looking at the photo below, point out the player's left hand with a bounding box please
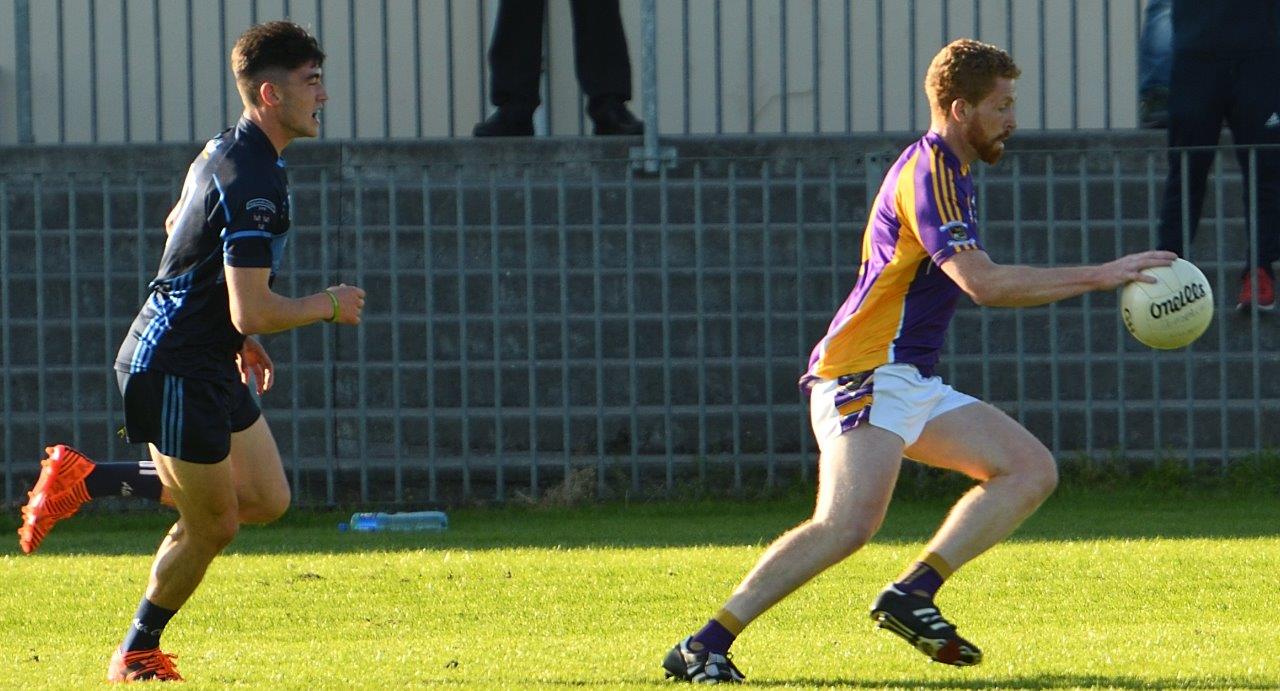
[1101,250,1178,288]
[237,336,275,395]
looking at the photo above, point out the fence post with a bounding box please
[633,0,674,172]
[641,0,659,172]
[14,0,33,144]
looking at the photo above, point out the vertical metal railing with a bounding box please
[422,166,440,501]
[1247,150,1264,459]
[1111,157,1128,461]
[1,178,12,502]
[1212,154,1229,463]
[4,0,1152,145]
[639,0,660,172]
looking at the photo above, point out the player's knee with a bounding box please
[834,527,875,560]
[239,487,291,525]
[1019,449,1058,502]
[810,518,876,561]
[1036,457,1059,499]
[257,488,290,523]
[187,511,240,550]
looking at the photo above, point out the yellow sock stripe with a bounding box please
[713,608,746,636]
[920,551,955,580]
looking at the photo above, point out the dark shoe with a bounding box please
[588,97,644,136]
[662,636,745,684]
[1139,88,1169,129]
[1237,267,1276,311]
[472,106,534,137]
[869,586,983,666]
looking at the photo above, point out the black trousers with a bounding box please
[1158,50,1280,271]
[487,0,632,108]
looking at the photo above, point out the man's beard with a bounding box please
[967,121,1007,164]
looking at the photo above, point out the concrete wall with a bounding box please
[0,0,1146,144]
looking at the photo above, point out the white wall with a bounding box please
[0,0,1144,144]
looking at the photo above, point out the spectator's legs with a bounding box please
[1158,53,1226,258]
[475,0,543,136]
[486,0,546,109]
[1137,0,1172,127]
[1138,0,1172,95]
[568,0,642,135]
[1224,51,1280,272]
[568,0,632,102]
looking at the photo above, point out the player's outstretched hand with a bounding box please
[327,283,366,325]
[1097,250,1177,290]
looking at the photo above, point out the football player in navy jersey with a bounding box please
[18,21,365,682]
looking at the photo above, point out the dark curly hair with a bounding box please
[925,39,1020,118]
[232,21,325,106]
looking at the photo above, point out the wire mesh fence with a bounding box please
[2,142,1277,507]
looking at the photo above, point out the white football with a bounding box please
[1120,258,1213,350]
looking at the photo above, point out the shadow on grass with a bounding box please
[368,673,1277,689]
[740,673,1275,689]
[4,484,1279,557]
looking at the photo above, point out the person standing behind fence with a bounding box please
[473,0,643,137]
[16,21,365,682]
[1138,0,1172,128]
[661,39,1175,684]
[1157,0,1280,311]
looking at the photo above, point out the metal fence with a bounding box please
[2,142,1277,507]
[1,0,1150,145]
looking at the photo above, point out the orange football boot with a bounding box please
[17,444,95,554]
[107,647,183,682]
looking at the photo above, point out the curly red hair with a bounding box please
[926,39,1021,118]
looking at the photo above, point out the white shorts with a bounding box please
[808,363,978,447]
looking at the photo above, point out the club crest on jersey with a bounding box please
[941,220,977,251]
[247,198,277,228]
[246,198,277,214]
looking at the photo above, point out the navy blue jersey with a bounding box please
[116,118,291,382]
[1172,0,1280,54]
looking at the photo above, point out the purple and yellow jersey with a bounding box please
[802,131,982,390]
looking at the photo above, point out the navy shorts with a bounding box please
[116,370,261,464]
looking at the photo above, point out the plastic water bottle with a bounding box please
[338,511,448,532]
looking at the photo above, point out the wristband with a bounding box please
[323,289,340,323]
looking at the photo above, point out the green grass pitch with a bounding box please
[3,487,1278,689]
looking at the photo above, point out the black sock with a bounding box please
[84,461,163,501]
[122,598,178,652]
[691,618,737,655]
[894,555,950,600]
